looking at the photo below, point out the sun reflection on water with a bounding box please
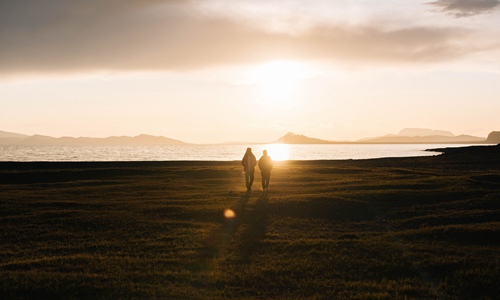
[265,144,290,161]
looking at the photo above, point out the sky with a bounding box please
[1,0,499,144]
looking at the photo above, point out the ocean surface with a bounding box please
[0,144,480,162]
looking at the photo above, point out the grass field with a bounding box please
[1,145,499,299]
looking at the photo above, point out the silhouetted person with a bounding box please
[241,147,257,192]
[258,149,273,191]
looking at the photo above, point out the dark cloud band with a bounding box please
[428,0,500,17]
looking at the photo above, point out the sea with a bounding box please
[0,144,481,162]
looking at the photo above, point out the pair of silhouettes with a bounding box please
[241,148,273,192]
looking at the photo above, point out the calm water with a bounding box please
[0,144,477,162]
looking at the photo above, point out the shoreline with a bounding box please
[2,143,494,163]
[0,143,498,166]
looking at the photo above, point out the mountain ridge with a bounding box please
[0,131,187,146]
[485,131,500,144]
[356,134,485,144]
[273,132,332,144]
[0,128,496,145]
[397,128,455,137]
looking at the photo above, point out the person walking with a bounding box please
[258,149,273,192]
[241,147,257,192]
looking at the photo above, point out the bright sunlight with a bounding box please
[245,60,312,108]
[265,143,290,161]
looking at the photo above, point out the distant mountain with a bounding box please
[0,130,30,144]
[0,132,188,145]
[485,131,500,144]
[274,132,332,144]
[358,128,485,144]
[398,128,455,137]
[0,130,30,139]
[271,129,486,145]
[1,129,496,145]
[358,134,485,144]
[269,129,489,145]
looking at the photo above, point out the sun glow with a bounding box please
[246,60,311,108]
[265,144,290,161]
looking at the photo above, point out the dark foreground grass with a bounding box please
[0,145,499,299]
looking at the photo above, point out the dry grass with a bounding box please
[0,148,499,299]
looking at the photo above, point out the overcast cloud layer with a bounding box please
[0,0,498,75]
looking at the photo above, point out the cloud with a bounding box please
[0,0,490,75]
[295,25,472,65]
[427,0,500,17]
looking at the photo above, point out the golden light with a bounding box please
[246,60,311,108]
[265,144,290,161]
[224,209,236,219]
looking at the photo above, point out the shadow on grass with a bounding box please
[237,193,269,260]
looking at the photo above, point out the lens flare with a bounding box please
[224,209,236,219]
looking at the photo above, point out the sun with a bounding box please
[246,60,311,108]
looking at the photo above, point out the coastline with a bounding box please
[0,143,498,168]
[1,143,490,162]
